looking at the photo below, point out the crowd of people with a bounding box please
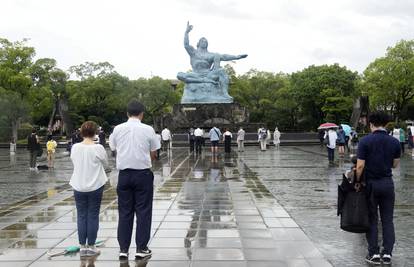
[321,123,414,165]
[24,121,286,173]
[321,125,359,164]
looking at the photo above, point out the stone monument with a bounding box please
[165,22,251,131]
[177,22,247,103]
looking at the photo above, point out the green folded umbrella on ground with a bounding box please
[47,240,105,257]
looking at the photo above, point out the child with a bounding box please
[70,121,108,257]
[46,135,57,168]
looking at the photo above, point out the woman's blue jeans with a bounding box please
[74,186,104,245]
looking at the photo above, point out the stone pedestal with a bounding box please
[164,103,254,131]
[181,82,233,104]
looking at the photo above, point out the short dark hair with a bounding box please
[369,112,390,127]
[47,135,53,141]
[127,99,145,116]
[80,121,98,138]
[32,128,37,134]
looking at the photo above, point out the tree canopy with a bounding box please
[363,40,414,121]
[1,36,414,140]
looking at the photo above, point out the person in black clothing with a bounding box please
[355,112,401,265]
[98,128,106,147]
[223,128,232,153]
[188,128,195,152]
[408,127,413,149]
[27,129,39,171]
[318,130,325,147]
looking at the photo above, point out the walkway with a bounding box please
[0,148,331,266]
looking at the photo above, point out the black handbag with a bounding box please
[339,189,370,233]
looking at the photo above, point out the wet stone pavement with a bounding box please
[0,149,74,207]
[243,145,414,267]
[0,146,411,266]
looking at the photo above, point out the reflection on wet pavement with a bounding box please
[0,147,335,266]
[244,145,414,267]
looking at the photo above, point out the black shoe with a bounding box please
[119,251,129,261]
[382,254,392,265]
[365,254,381,265]
[135,247,152,258]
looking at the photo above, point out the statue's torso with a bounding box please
[190,51,214,73]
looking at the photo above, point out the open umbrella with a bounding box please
[318,123,338,130]
[341,124,352,136]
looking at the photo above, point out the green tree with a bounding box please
[30,58,73,135]
[127,77,180,126]
[0,38,35,141]
[230,69,290,128]
[68,62,130,129]
[290,64,358,129]
[364,40,414,121]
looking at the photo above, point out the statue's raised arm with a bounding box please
[184,21,195,56]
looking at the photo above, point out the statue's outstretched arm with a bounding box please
[220,54,248,61]
[184,21,195,55]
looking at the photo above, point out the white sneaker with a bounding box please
[119,251,129,260]
[86,245,100,257]
[80,245,87,257]
[382,254,392,265]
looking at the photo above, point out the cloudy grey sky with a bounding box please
[2,0,413,79]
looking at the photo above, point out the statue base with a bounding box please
[181,83,233,104]
[165,103,253,131]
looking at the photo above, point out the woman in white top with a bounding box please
[70,121,108,257]
[273,127,281,149]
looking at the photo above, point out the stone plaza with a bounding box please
[0,146,412,266]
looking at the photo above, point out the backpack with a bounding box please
[260,129,267,139]
[323,134,329,145]
[351,132,358,143]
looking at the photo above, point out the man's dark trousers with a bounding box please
[117,169,153,251]
[195,137,203,153]
[366,178,395,256]
[327,147,335,162]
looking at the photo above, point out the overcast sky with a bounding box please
[2,0,414,79]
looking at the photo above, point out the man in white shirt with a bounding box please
[324,128,338,163]
[237,127,245,152]
[155,131,162,159]
[161,127,172,151]
[109,100,160,260]
[194,127,204,154]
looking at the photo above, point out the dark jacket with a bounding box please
[27,134,38,151]
[98,131,106,146]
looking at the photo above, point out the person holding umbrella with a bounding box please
[319,123,338,164]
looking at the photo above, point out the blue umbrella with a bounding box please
[341,124,351,136]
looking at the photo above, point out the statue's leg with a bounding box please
[211,68,231,98]
[177,72,217,84]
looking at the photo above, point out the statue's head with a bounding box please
[197,37,208,49]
